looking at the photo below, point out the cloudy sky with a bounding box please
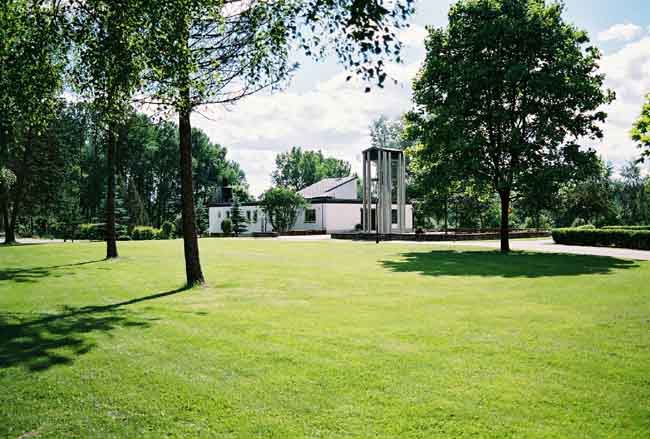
[192,0,650,196]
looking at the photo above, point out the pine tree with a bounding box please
[230,198,247,237]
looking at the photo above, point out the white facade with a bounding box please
[207,177,413,235]
[208,202,413,234]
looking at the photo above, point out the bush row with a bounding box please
[552,228,650,250]
[74,222,175,241]
[601,225,650,231]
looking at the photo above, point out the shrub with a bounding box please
[552,228,650,250]
[78,223,105,240]
[117,235,132,241]
[354,223,362,231]
[160,221,175,239]
[258,187,306,233]
[131,226,161,241]
[221,218,233,235]
[571,217,587,228]
[602,225,650,231]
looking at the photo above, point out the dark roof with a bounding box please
[209,198,412,207]
[362,146,404,153]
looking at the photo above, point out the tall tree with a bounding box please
[272,147,351,190]
[619,161,649,225]
[143,0,414,286]
[0,0,66,244]
[408,0,614,252]
[370,115,409,150]
[73,0,146,258]
[229,197,248,237]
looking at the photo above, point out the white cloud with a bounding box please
[397,24,428,47]
[192,27,650,196]
[591,37,650,165]
[597,23,644,42]
[193,60,422,196]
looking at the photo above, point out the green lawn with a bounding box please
[1,239,649,438]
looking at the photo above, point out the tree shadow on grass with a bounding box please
[380,250,639,278]
[0,287,187,372]
[0,259,105,284]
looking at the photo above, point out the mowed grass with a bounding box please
[1,239,649,438]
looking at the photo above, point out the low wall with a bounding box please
[331,230,551,242]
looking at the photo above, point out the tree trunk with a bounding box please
[3,203,15,244]
[444,197,448,235]
[499,189,511,253]
[179,98,205,287]
[106,126,118,258]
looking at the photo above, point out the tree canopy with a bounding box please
[1,0,67,244]
[406,0,614,251]
[259,187,306,233]
[272,147,352,190]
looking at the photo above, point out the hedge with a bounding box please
[552,228,650,250]
[77,223,106,240]
[131,226,161,241]
[601,225,650,231]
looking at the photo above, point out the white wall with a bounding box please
[324,203,362,232]
[209,202,413,234]
[209,206,268,234]
[291,203,326,231]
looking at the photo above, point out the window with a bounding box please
[305,209,317,223]
[226,210,231,218]
[253,210,258,222]
[392,209,398,225]
[217,211,221,219]
[246,210,251,222]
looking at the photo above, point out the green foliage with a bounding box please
[195,201,208,236]
[370,116,409,150]
[229,199,248,236]
[259,187,307,233]
[552,228,650,250]
[220,218,233,235]
[602,225,650,231]
[407,0,614,250]
[160,221,175,239]
[271,147,352,190]
[571,218,591,228]
[0,168,17,189]
[1,0,67,243]
[77,223,106,241]
[130,226,160,241]
[72,0,146,129]
[632,94,650,161]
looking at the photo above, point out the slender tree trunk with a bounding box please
[1,116,14,244]
[444,197,448,235]
[499,189,511,253]
[3,127,32,245]
[179,93,205,287]
[106,126,118,258]
[3,203,15,244]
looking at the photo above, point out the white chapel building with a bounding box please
[208,176,413,235]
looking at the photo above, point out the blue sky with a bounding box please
[193,0,650,195]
